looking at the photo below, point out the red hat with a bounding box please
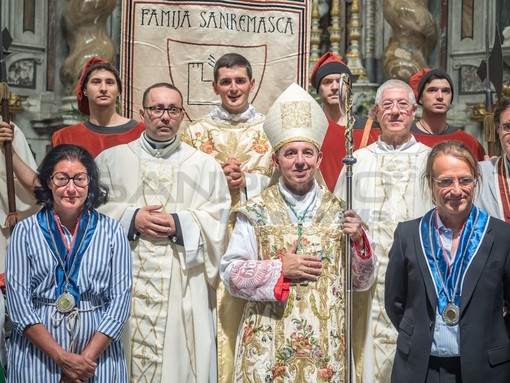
[409,68,454,104]
[310,52,352,90]
[76,57,108,115]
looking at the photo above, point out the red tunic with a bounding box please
[52,120,145,158]
[409,123,486,161]
[320,118,378,192]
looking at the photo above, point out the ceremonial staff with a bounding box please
[0,27,17,229]
[477,3,503,157]
[340,73,356,383]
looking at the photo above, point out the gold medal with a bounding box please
[442,302,460,326]
[55,292,76,313]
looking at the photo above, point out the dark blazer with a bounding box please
[385,214,510,383]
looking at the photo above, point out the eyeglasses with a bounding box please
[51,172,90,188]
[499,124,510,132]
[380,100,412,111]
[433,177,476,188]
[144,105,183,119]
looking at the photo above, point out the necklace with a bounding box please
[283,196,316,252]
[428,209,478,325]
[54,210,83,261]
[417,120,448,135]
[48,210,90,314]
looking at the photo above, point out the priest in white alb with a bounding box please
[96,82,230,383]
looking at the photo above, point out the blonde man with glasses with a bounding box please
[95,82,230,383]
[386,140,510,383]
[334,79,433,383]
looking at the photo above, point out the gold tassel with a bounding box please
[484,112,496,143]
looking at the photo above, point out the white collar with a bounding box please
[376,134,417,152]
[140,132,181,158]
[278,178,320,221]
[209,104,256,122]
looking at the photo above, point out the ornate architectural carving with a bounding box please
[345,0,368,82]
[328,0,342,58]
[59,0,116,95]
[310,1,322,68]
[382,0,438,81]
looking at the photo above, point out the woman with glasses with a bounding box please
[478,97,510,222]
[385,140,510,383]
[5,144,132,382]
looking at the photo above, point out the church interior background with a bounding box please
[2,0,510,162]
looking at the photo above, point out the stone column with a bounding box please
[59,0,116,96]
[382,0,437,81]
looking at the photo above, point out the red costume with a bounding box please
[410,123,486,161]
[320,118,377,191]
[52,120,145,158]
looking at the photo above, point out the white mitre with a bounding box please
[263,82,328,152]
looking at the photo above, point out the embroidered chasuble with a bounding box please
[96,137,230,383]
[336,140,432,383]
[182,108,273,383]
[223,184,375,383]
[182,111,273,208]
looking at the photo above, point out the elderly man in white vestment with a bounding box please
[95,82,230,383]
[221,83,377,383]
[334,79,433,383]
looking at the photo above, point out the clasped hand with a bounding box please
[58,351,96,383]
[222,158,246,190]
[134,204,176,238]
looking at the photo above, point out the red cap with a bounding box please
[409,68,454,104]
[310,52,351,90]
[76,57,108,115]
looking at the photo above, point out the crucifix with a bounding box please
[0,26,18,229]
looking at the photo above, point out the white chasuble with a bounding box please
[96,137,230,383]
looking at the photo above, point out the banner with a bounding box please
[120,0,311,122]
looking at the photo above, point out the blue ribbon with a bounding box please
[420,206,489,314]
[37,208,98,305]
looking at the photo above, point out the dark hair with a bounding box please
[494,97,510,127]
[35,145,108,209]
[423,140,480,203]
[80,62,122,95]
[213,53,253,82]
[142,82,183,107]
[417,69,454,103]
